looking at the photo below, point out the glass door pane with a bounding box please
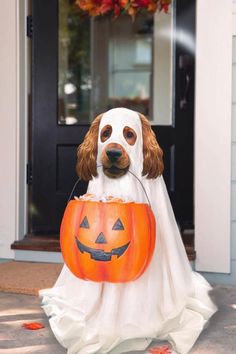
[58,0,91,125]
[58,1,173,125]
[101,14,153,116]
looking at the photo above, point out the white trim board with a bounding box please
[0,0,18,259]
[194,0,232,273]
[16,0,28,243]
[0,0,28,259]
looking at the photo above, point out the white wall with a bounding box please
[0,0,18,259]
[195,0,232,273]
[202,30,236,284]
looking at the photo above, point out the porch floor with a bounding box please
[0,285,235,354]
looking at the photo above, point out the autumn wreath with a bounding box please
[75,0,172,18]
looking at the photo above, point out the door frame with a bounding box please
[16,0,29,245]
[0,0,21,259]
[10,0,233,270]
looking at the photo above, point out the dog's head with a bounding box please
[76,108,163,180]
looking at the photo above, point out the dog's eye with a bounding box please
[103,130,110,137]
[101,125,112,142]
[126,131,134,139]
[123,127,137,145]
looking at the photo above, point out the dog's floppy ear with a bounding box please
[76,114,103,181]
[139,113,164,179]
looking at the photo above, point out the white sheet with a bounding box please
[40,108,217,354]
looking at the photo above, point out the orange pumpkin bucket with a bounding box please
[60,198,156,283]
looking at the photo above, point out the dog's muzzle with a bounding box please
[101,143,130,178]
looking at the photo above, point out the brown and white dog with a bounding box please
[40,108,217,354]
[76,111,164,181]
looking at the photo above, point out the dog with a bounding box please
[76,111,164,180]
[40,108,217,354]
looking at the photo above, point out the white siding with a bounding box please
[232,37,236,263]
[232,104,236,142]
[232,144,236,180]
[232,183,236,221]
[233,62,236,102]
[232,37,236,225]
[232,37,236,60]
[232,222,236,260]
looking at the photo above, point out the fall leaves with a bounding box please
[148,346,172,354]
[75,0,171,19]
[22,322,45,330]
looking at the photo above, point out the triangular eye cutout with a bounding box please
[80,216,89,229]
[112,218,124,230]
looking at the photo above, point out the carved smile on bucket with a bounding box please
[75,238,130,262]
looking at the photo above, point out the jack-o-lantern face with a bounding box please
[60,200,156,283]
[76,215,130,261]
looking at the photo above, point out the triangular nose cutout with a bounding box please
[112,218,124,230]
[95,232,107,244]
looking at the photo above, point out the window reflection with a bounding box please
[58,0,91,125]
[58,1,154,125]
[107,15,153,116]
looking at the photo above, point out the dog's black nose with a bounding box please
[106,148,122,162]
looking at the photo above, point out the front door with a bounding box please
[29,0,195,238]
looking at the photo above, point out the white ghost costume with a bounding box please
[40,108,217,354]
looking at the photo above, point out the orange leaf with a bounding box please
[148,1,158,12]
[119,0,129,8]
[22,322,45,330]
[127,6,137,20]
[148,346,171,354]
